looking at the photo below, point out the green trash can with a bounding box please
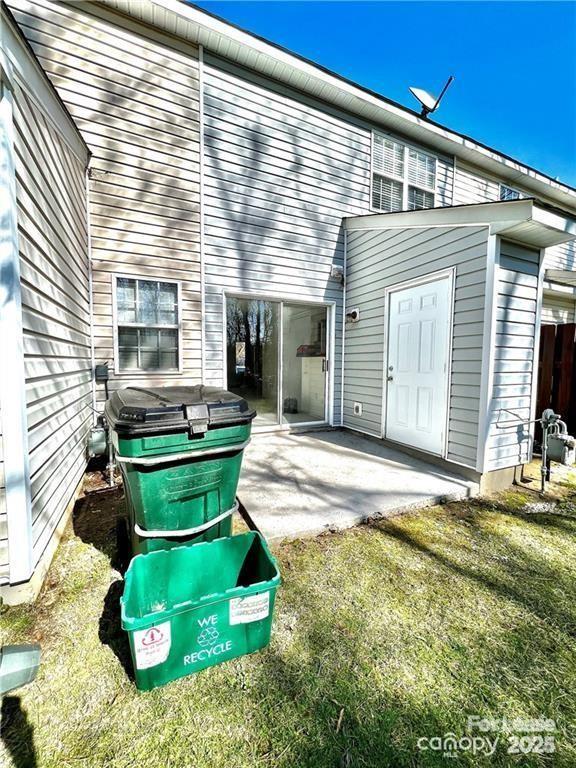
[121,532,280,691]
[105,386,255,548]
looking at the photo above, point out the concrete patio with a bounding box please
[238,429,478,541]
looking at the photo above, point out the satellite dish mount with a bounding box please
[409,76,454,118]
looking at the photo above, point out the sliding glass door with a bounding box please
[226,297,329,427]
[226,298,279,426]
[281,303,327,425]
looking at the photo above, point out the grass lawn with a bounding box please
[1,464,575,767]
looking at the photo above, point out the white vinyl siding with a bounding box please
[0,416,6,582]
[8,0,202,409]
[372,133,437,212]
[202,55,373,424]
[541,293,576,324]
[452,161,500,206]
[12,79,90,570]
[485,241,540,471]
[344,225,489,468]
[201,54,454,426]
[544,240,576,273]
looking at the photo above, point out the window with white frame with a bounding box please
[115,277,179,372]
[372,133,437,212]
[499,184,521,201]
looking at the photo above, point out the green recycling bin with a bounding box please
[121,532,281,691]
[105,386,255,547]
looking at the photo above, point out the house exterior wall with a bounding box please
[8,0,203,408]
[344,225,489,469]
[12,80,90,572]
[1,4,90,591]
[484,240,540,471]
[202,54,454,424]
[0,415,6,582]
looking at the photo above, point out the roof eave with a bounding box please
[97,0,576,212]
[345,199,576,249]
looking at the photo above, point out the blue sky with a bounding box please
[193,1,576,188]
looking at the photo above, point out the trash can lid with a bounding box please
[104,386,256,436]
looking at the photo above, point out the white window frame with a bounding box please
[499,183,522,201]
[112,273,183,375]
[370,131,438,213]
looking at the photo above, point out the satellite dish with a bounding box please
[409,76,454,118]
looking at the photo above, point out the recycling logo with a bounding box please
[197,627,219,647]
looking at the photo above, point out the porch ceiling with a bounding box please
[344,199,576,249]
[237,430,478,542]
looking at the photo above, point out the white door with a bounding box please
[385,275,452,455]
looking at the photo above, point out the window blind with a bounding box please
[407,149,436,190]
[373,135,404,179]
[372,175,403,212]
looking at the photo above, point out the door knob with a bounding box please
[387,375,394,382]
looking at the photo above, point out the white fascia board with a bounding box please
[1,7,87,163]
[344,199,532,232]
[105,0,576,211]
[345,200,576,248]
[0,81,33,584]
[533,206,576,239]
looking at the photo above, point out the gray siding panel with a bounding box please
[344,225,489,468]
[485,241,540,471]
[9,0,202,408]
[12,79,90,567]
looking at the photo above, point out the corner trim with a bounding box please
[199,43,206,384]
[0,81,33,583]
[476,233,500,473]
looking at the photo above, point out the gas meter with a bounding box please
[542,409,576,466]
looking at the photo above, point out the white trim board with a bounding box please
[199,43,206,384]
[0,80,33,584]
[476,234,500,473]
